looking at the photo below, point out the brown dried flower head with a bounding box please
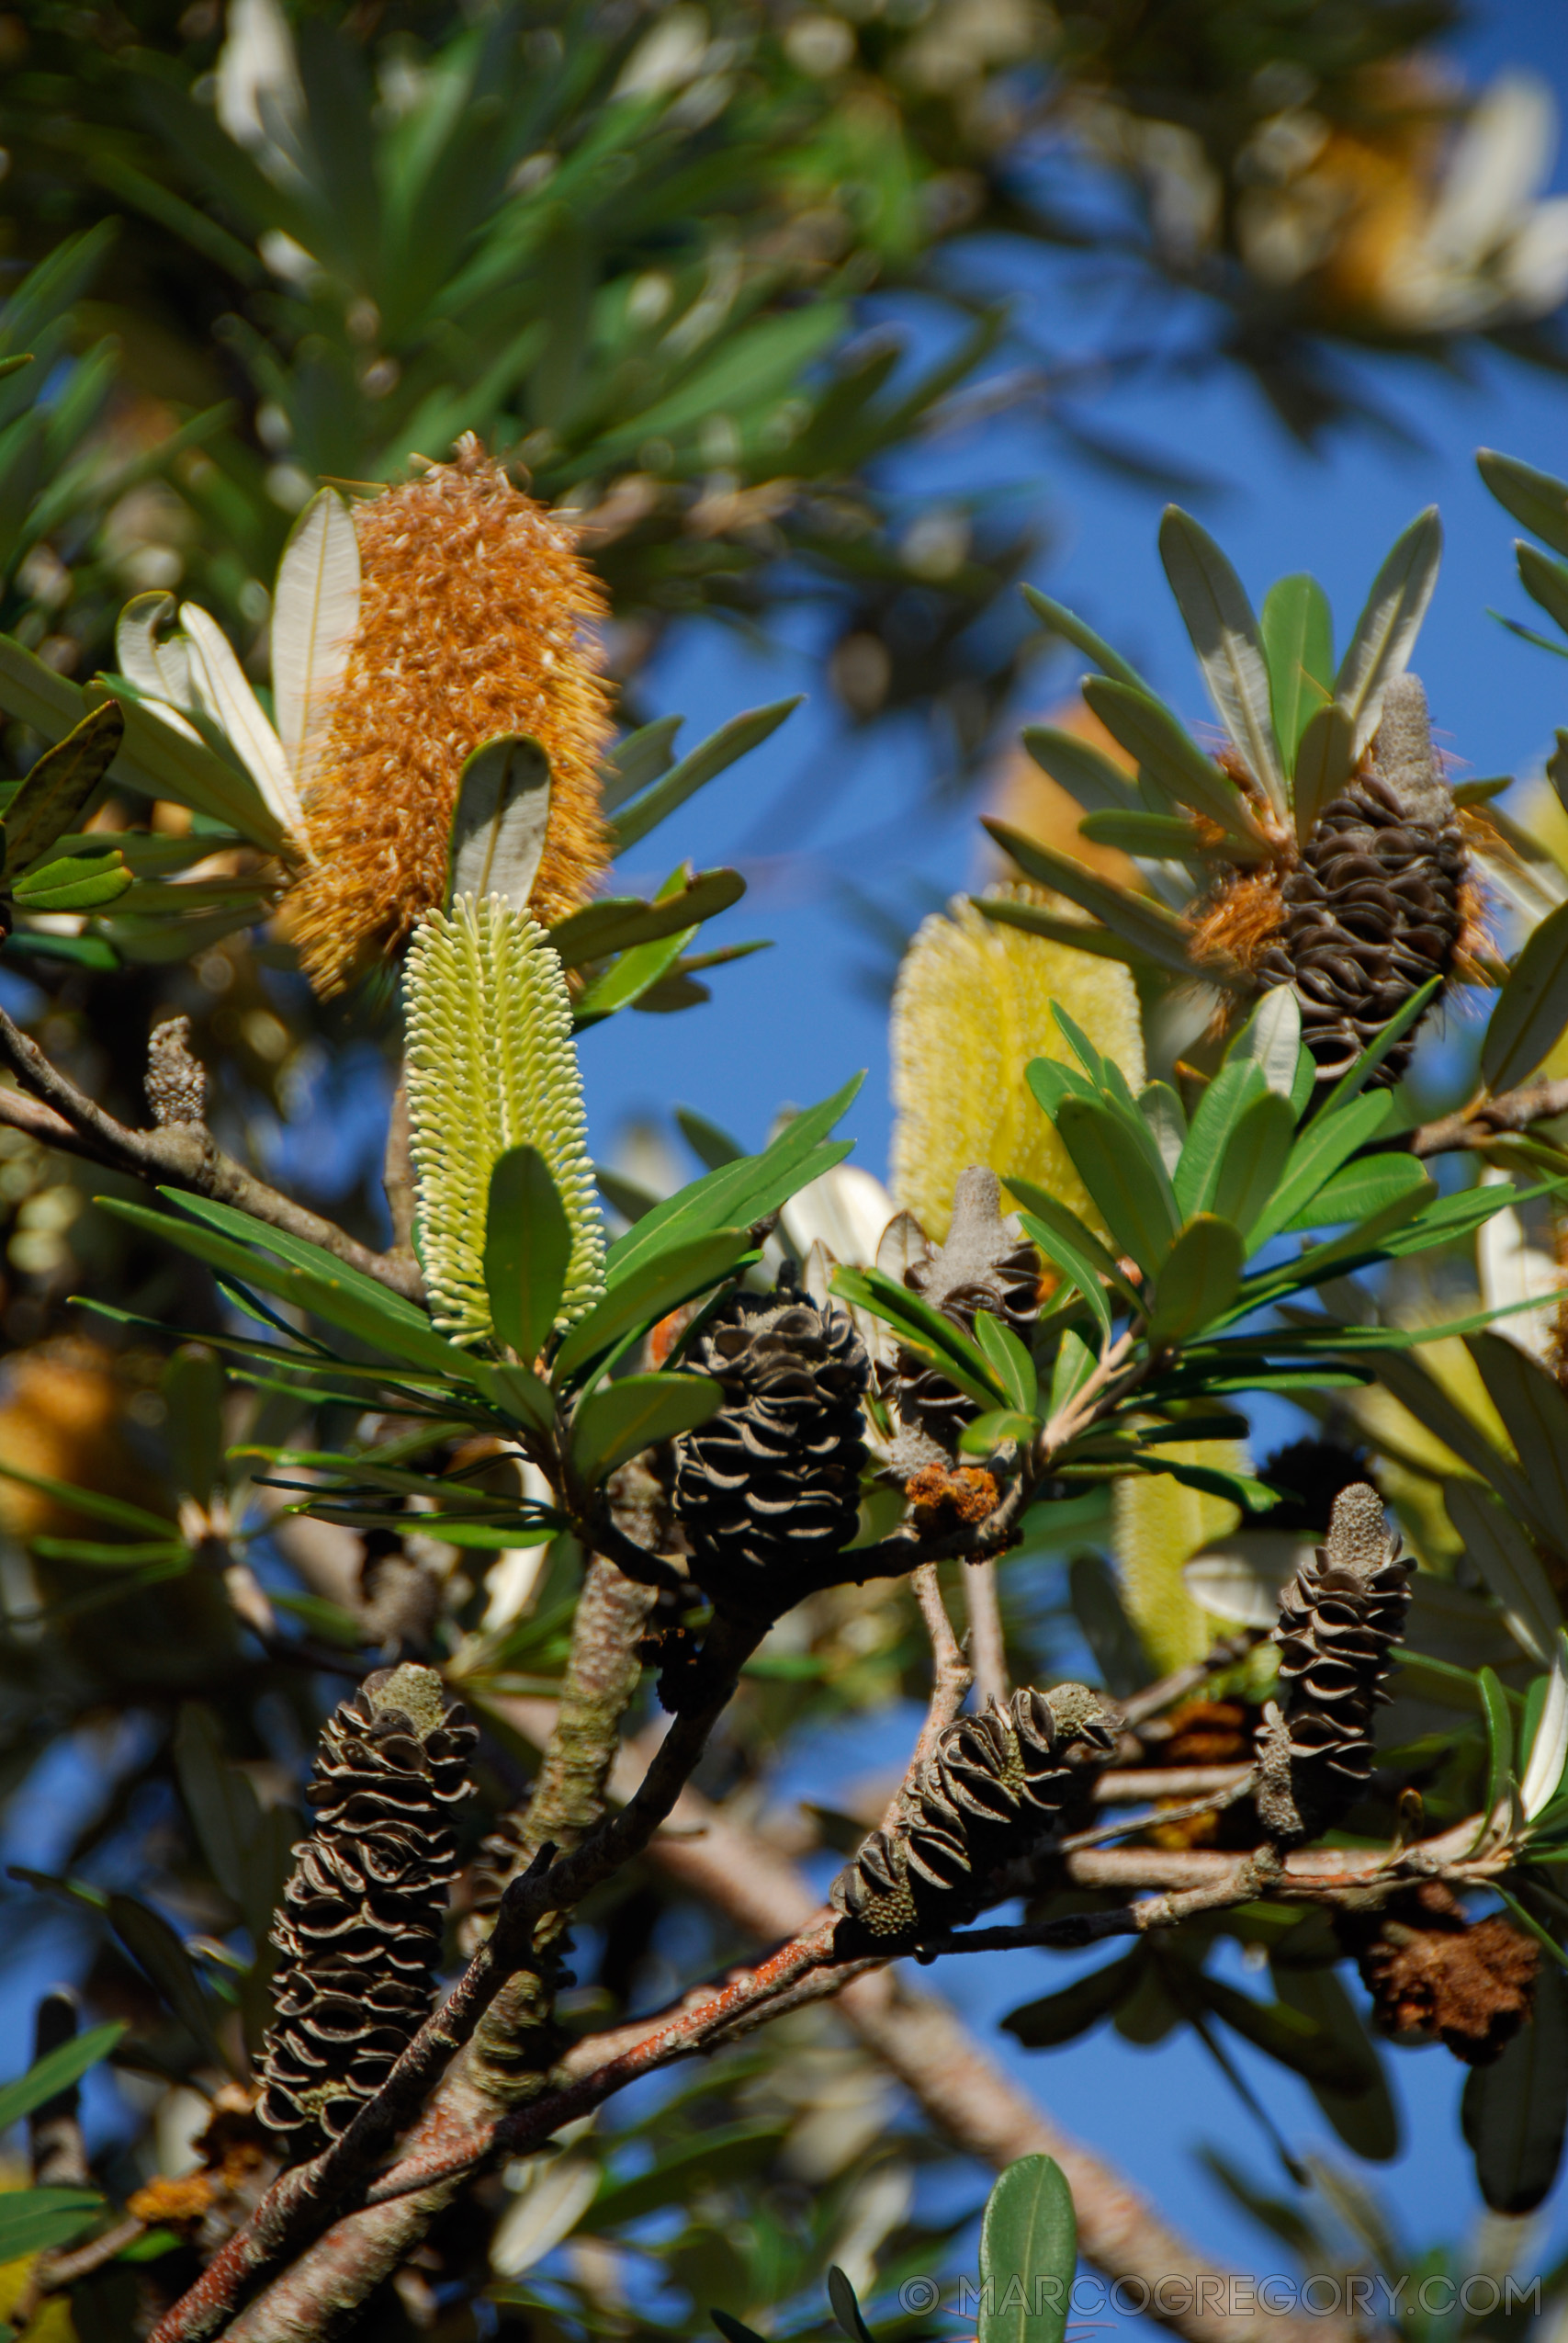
[286,435,613,995]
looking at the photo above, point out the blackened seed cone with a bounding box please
[1258,675,1465,1091]
[831,1682,1118,1942]
[259,1663,477,2161]
[1254,1481,1410,1845]
[671,1280,871,1610]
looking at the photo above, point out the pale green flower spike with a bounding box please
[405,893,604,1346]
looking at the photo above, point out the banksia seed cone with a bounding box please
[831,1683,1118,1942]
[1254,1481,1412,1844]
[287,436,612,995]
[260,1664,477,2161]
[1337,1882,1538,2066]
[671,1280,871,1610]
[892,1166,1042,1467]
[1257,675,1465,1089]
[890,889,1144,1244]
[405,894,604,1344]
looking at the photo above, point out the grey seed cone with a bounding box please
[894,1168,1042,1462]
[671,1280,871,1608]
[1258,675,1466,1090]
[1254,1482,1411,1845]
[259,1664,477,2161]
[831,1682,1118,1941]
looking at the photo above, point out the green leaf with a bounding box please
[1291,700,1356,844]
[1021,725,1136,817]
[610,699,802,854]
[1478,448,1568,560]
[604,1074,863,1286]
[97,1193,484,1384]
[1077,809,1206,858]
[573,923,697,1025]
[1199,1971,1369,2091]
[1250,1090,1393,1246]
[828,2267,875,2343]
[1146,1215,1246,1349]
[1012,1207,1113,1348]
[10,849,132,911]
[1081,676,1264,843]
[1158,506,1285,819]
[1049,1095,1178,1278]
[552,1228,753,1386]
[174,1703,262,1911]
[1483,900,1568,1094]
[711,2316,769,2343]
[592,2124,784,2231]
[831,1265,1006,1409]
[1334,506,1442,757]
[982,822,1210,980]
[1480,1667,1517,1828]
[602,715,682,813]
[959,1408,1043,1455]
[974,894,1168,970]
[1209,1091,1296,1245]
[1171,1060,1266,1222]
[1269,1965,1398,2163]
[94,677,287,847]
[446,735,552,912]
[485,1147,571,1364]
[977,2155,1077,2343]
[1280,1151,1429,1232]
[676,1108,744,1170]
[1020,585,1148,691]
[975,1311,1038,1413]
[569,1372,724,1487]
[163,1344,224,1506]
[1,701,123,876]
[1462,1963,1568,2213]
[0,2025,124,2136]
[1517,543,1568,642]
[548,868,744,968]
[108,1892,233,2073]
[1003,1953,1141,2046]
[1466,1331,1568,1559]
[1260,573,1334,772]
[0,2190,104,2262]
[0,1454,175,1537]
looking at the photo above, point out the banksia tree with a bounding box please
[260,1666,478,2162]
[405,894,604,1344]
[890,889,1144,1242]
[671,1281,871,1613]
[287,437,612,994]
[831,1684,1118,1943]
[988,506,1488,1090]
[1254,1482,1412,1844]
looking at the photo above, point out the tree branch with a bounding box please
[964,1556,1009,1707]
[1401,1079,1568,1158]
[0,1002,424,1298]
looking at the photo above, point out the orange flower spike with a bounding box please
[286,436,613,995]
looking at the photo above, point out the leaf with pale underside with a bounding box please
[1335,507,1442,757]
[1159,506,1286,819]
[179,602,309,847]
[447,736,552,912]
[116,591,194,712]
[271,485,359,798]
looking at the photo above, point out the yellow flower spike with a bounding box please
[405,895,604,1346]
[889,887,1145,1243]
[1112,1441,1250,1675]
[285,436,613,996]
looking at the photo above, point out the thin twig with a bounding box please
[964,1556,1009,1708]
[1404,1079,1568,1158]
[881,1564,972,1834]
[1118,1631,1265,1729]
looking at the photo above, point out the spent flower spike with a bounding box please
[115,487,362,860]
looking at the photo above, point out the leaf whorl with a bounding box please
[671,1280,871,1610]
[1258,677,1465,1090]
[1254,1480,1411,1845]
[259,1664,477,2161]
[830,1681,1119,1943]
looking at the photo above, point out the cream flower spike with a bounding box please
[113,487,361,859]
